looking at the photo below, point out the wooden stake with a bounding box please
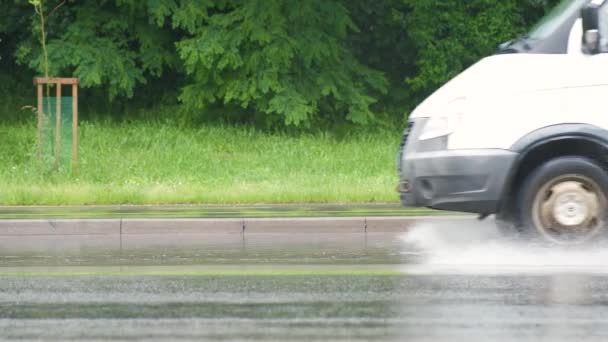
[37,84,43,160]
[34,77,79,167]
[72,84,78,170]
[34,77,79,85]
[55,83,61,168]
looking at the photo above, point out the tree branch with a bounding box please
[48,0,66,18]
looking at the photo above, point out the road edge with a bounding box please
[0,216,474,235]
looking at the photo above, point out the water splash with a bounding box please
[400,218,608,273]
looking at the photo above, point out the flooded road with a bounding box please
[3,218,608,341]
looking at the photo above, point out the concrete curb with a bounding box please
[0,216,476,255]
[0,216,474,236]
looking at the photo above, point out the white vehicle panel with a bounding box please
[411,53,608,150]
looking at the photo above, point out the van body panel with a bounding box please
[399,148,517,214]
[411,54,608,150]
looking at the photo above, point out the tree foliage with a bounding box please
[169,0,387,126]
[1,0,560,128]
[15,1,176,99]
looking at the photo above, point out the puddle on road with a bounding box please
[0,233,410,267]
[400,218,608,274]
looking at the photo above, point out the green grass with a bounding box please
[0,270,403,277]
[0,121,403,205]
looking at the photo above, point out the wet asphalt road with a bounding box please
[4,273,608,341]
[4,219,608,341]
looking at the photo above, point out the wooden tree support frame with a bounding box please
[33,77,79,169]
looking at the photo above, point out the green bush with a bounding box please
[1,0,558,128]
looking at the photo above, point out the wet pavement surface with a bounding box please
[3,219,608,341]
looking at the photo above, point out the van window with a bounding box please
[529,0,589,40]
[600,3,608,51]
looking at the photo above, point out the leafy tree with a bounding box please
[0,2,32,82]
[2,0,563,127]
[165,0,388,127]
[344,0,415,123]
[15,0,177,99]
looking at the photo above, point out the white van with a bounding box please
[397,0,608,244]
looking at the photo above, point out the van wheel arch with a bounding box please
[499,134,608,228]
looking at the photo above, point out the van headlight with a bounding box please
[419,98,465,141]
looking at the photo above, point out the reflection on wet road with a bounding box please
[4,273,608,341]
[0,233,409,267]
[3,219,608,341]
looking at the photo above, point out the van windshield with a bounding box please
[528,0,589,39]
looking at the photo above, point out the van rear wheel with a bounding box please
[518,157,608,245]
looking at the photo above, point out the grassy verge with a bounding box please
[0,121,403,205]
[0,270,403,277]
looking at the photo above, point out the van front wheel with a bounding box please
[518,157,608,245]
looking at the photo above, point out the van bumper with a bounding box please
[398,149,518,214]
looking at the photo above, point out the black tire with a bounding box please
[516,156,608,245]
[494,211,521,238]
[495,190,525,238]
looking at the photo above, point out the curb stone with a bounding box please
[0,216,474,236]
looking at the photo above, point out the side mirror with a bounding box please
[585,29,600,52]
[582,4,600,54]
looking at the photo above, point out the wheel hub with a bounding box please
[534,177,604,244]
[552,188,591,227]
